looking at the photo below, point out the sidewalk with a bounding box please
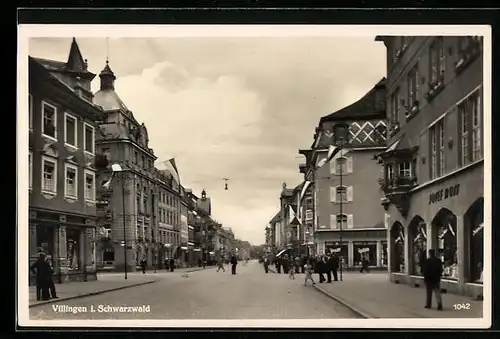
[269,267,483,318]
[29,266,215,307]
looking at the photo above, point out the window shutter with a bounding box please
[330,158,336,175]
[347,214,354,229]
[330,186,337,203]
[347,186,354,202]
[330,215,336,229]
[347,156,353,173]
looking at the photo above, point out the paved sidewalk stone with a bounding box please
[268,267,483,318]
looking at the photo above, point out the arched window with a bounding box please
[409,216,426,276]
[336,157,347,174]
[390,222,405,272]
[432,209,458,280]
[466,198,484,283]
[336,186,347,202]
[336,214,347,229]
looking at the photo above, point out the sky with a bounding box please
[29,35,386,245]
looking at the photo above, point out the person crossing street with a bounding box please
[217,259,225,272]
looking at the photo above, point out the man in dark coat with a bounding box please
[317,256,326,283]
[30,252,51,301]
[140,257,147,274]
[169,257,175,272]
[230,255,238,274]
[327,254,339,282]
[46,256,58,298]
[263,257,270,273]
[423,249,444,310]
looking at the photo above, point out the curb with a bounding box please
[268,265,370,319]
[29,280,157,308]
[312,285,372,319]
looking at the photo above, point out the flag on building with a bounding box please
[316,145,341,168]
[299,181,312,202]
[102,172,115,189]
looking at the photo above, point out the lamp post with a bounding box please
[111,164,128,280]
[333,122,349,282]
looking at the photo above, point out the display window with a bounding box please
[411,222,427,276]
[66,228,81,271]
[353,242,377,266]
[433,212,458,280]
[391,223,405,272]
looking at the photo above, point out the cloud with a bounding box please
[28,36,386,244]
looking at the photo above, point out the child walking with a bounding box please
[304,262,315,286]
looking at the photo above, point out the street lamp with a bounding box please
[333,122,350,282]
[111,163,128,280]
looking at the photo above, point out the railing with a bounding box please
[380,176,418,193]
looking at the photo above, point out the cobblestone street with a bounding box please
[29,261,360,319]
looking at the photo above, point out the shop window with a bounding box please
[354,242,377,267]
[381,241,388,267]
[66,228,81,271]
[410,218,427,276]
[36,225,54,258]
[325,242,348,266]
[432,209,458,280]
[390,222,405,272]
[467,198,484,283]
[103,249,115,262]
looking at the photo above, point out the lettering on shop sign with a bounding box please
[428,184,460,205]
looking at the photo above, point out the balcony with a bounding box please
[379,176,418,217]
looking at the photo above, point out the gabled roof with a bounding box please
[320,78,386,122]
[269,211,281,224]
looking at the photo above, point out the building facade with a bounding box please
[376,35,484,297]
[28,38,103,284]
[299,79,389,269]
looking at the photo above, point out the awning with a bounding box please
[193,248,201,252]
[276,249,287,257]
[209,251,215,255]
[181,246,188,250]
[188,242,195,246]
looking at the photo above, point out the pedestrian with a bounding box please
[30,252,51,301]
[276,259,282,274]
[217,259,225,272]
[423,249,444,310]
[288,264,295,280]
[317,256,326,283]
[230,255,238,275]
[164,259,169,272]
[140,256,147,274]
[169,257,175,272]
[360,256,370,273]
[329,253,339,282]
[198,258,202,267]
[46,256,58,299]
[263,257,269,273]
[304,260,315,286]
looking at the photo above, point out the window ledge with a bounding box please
[405,104,420,122]
[64,143,78,152]
[42,134,57,143]
[85,199,96,206]
[41,191,57,199]
[64,196,78,203]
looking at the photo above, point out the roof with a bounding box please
[93,89,129,111]
[269,211,281,224]
[320,78,386,122]
[280,188,294,198]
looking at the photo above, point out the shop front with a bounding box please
[387,163,484,298]
[316,229,387,270]
[29,210,97,285]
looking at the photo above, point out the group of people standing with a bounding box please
[266,253,341,283]
[30,251,58,301]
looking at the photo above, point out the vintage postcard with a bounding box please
[17,24,491,329]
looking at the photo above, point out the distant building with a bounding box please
[28,38,103,284]
[299,78,389,268]
[375,35,484,297]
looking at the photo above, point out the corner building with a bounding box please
[28,39,102,283]
[375,36,484,298]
